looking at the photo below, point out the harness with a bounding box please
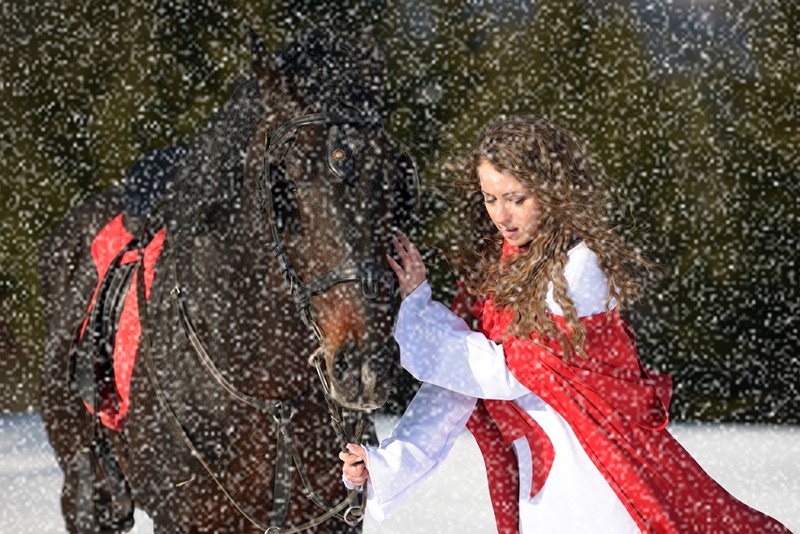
[138,111,405,532]
[68,214,166,532]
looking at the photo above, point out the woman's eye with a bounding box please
[483,198,495,204]
[514,198,526,205]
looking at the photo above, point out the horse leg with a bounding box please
[39,313,95,534]
[39,187,130,533]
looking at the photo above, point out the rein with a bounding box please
[139,111,399,532]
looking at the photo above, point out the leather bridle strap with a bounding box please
[267,112,382,154]
[297,260,396,308]
[171,284,283,414]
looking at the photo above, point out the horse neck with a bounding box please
[173,195,316,397]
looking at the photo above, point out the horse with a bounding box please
[40,26,417,533]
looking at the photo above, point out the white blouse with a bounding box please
[355,243,639,533]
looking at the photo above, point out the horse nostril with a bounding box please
[333,340,359,381]
[328,338,398,411]
[362,278,377,299]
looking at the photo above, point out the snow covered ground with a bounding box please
[1,412,797,533]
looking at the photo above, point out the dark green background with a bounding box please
[1,0,797,422]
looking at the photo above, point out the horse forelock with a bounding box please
[274,25,385,113]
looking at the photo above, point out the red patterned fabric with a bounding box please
[465,241,789,533]
[81,214,165,430]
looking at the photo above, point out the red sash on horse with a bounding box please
[77,214,165,430]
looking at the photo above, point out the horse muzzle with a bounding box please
[327,337,399,411]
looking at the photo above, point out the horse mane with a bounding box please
[161,25,386,236]
[163,76,263,236]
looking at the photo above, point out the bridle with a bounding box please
[140,111,404,533]
[255,109,400,518]
[255,110,401,529]
[255,111,399,435]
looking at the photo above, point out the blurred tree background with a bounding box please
[1,0,797,422]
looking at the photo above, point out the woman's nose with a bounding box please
[495,204,511,224]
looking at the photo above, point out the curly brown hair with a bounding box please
[443,115,653,359]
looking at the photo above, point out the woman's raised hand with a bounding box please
[339,443,370,486]
[387,232,427,299]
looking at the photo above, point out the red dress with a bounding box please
[465,242,790,534]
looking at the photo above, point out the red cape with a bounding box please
[461,242,789,533]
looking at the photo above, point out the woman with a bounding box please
[340,116,789,533]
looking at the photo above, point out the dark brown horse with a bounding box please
[40,27,415,533]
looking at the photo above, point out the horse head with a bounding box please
[244,28,417,411]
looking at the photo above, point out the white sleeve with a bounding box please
[357,383,477,521]
[394,281,530,400]
[545,242,616,317]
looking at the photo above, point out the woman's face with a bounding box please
[478,160,541,247]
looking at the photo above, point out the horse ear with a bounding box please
[248,27,288,104]
[358,28,386,95]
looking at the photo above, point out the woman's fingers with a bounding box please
[339,444,370,485]
[392,235,410,262]
[339,453,366,476]
[397,231,415,252]
[391,232,423,268]
[394,232,418,256]
[346,443,367,460]
[388,232,427,299]
[399,234,423,265]
[345,472,368,486]
[386,253,403,278]
[386,251,408,284]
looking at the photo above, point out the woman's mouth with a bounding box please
[501,227,519,239]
